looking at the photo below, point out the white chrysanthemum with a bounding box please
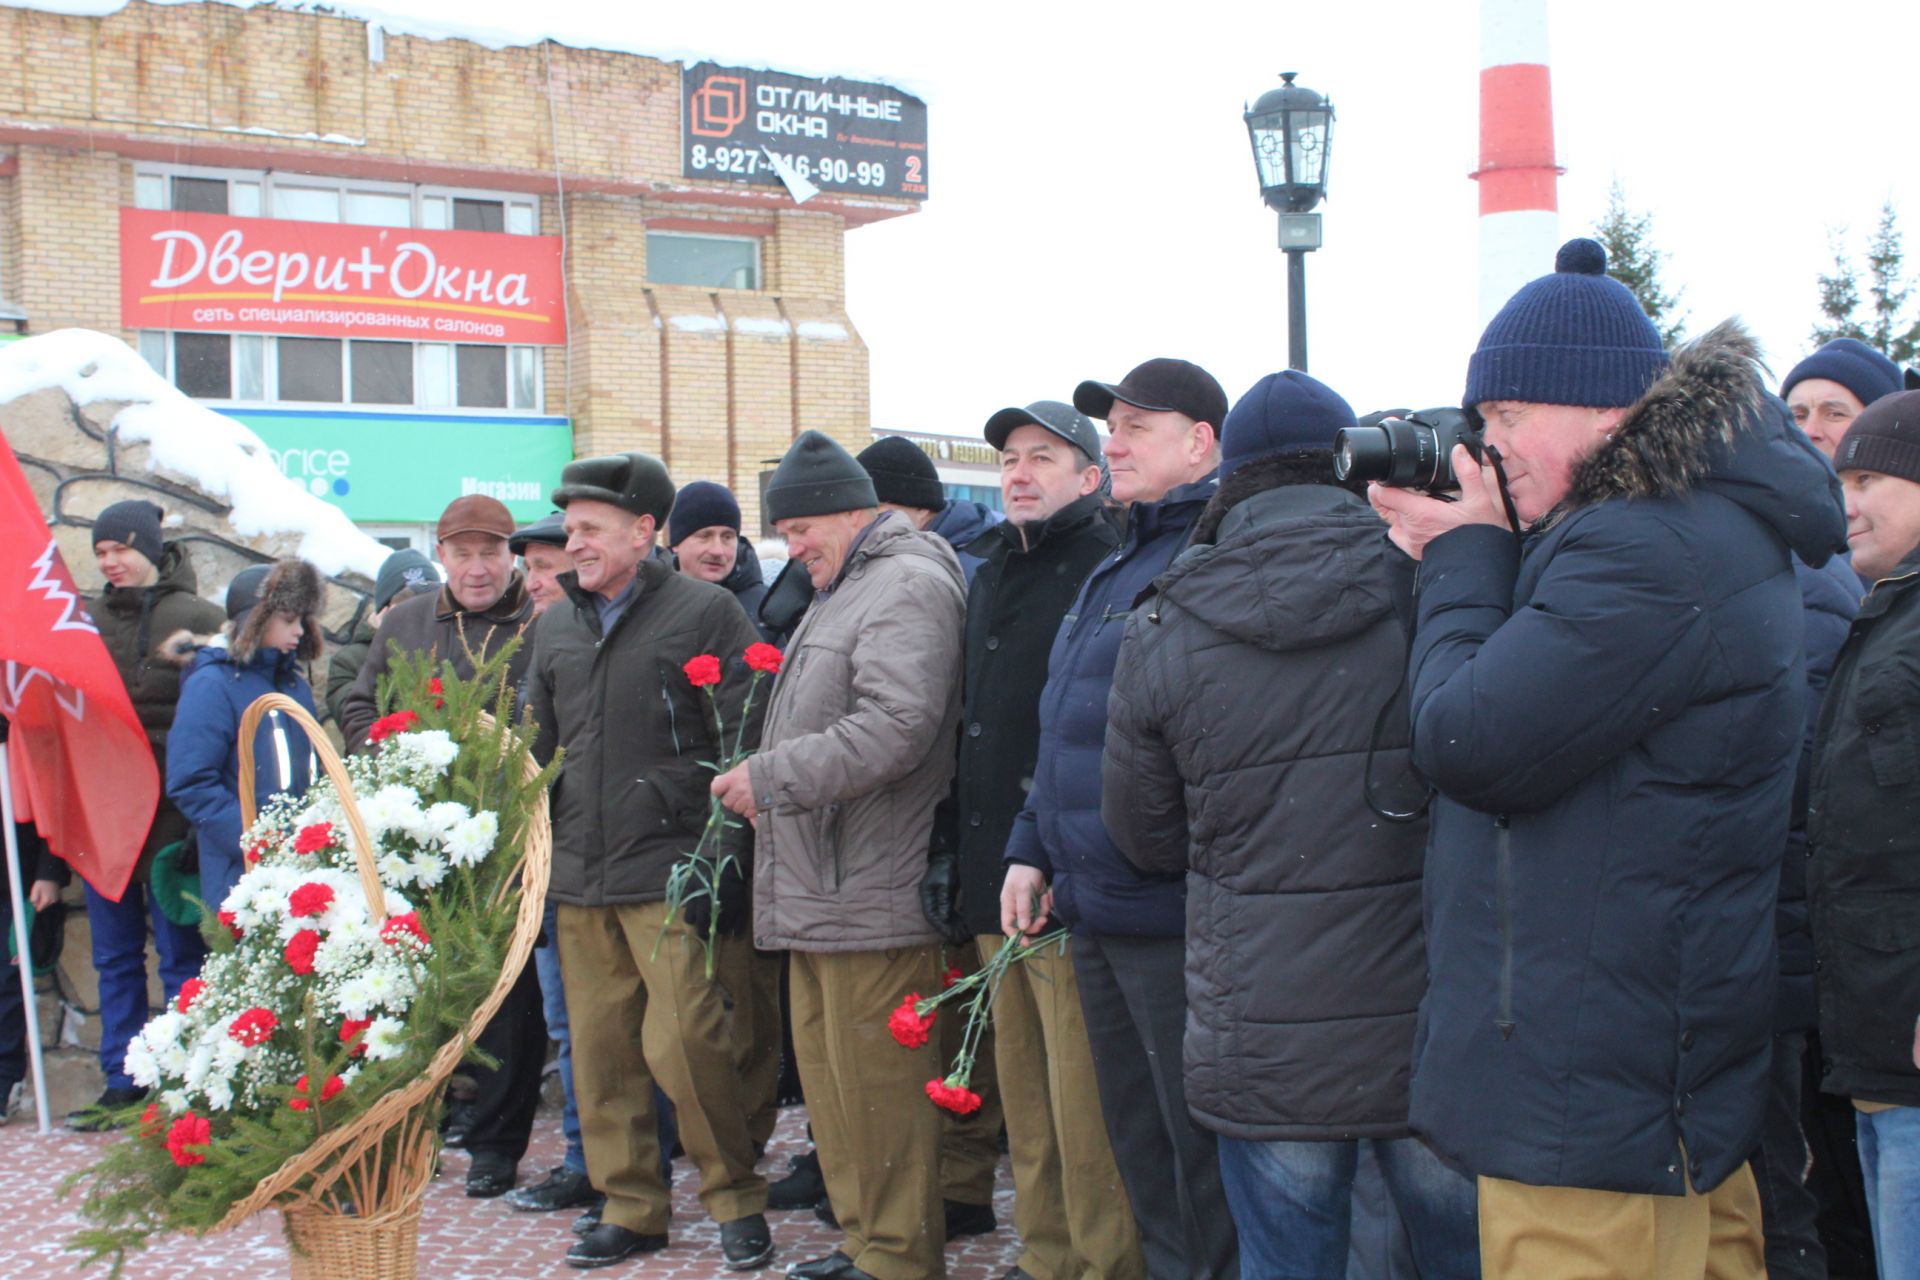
[411,851,448,888]
[182,1040,215,1092]
[204,1073,235,1112]
[214,1035,248,1071]
[362,1016,407,1061]
[143,1011,185,1050]
[124,1039,160,1089]
[359,784,426,840]
[444,811,498,867]
[392,730,458,775]
[375,851,414,886]
[162,1089,189,1115]
[424,801,469,838]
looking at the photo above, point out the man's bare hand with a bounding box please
[28,879,58,911]
[711,762,757,822]
[1000,864,1053,938]
[1367,445,1507,560]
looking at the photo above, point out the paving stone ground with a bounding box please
[0,1102,1022,1279]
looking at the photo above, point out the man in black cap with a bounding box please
[712,429,965,1280]
[921,402,1143,1280]
[526,452,774,1272]
[72,499,224,1129]
[510,512,573,618]
[1000,358,1239,1279]
[855,436,1004,585]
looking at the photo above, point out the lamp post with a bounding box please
[1244,73,1333,371]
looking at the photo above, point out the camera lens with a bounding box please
[1333,426,1392,484]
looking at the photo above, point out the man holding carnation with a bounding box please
[711,429,966,1280]
[528,452,773,1271]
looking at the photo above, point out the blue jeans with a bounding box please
[537,902,675,1180]
[1217,1134,1480,1280]
[86,880,206,1090]
[535,902,586,1173]
[1857,1104,1920,1280]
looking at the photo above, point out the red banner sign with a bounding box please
[119,207,567,346]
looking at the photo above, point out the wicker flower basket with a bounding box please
[215,693,551,1280]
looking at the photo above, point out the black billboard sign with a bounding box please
[681,62,928,203]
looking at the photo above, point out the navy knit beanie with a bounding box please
[667,481,743,547]
[1464,239,1669,410]
[1220,371,1356,479]
[92,499,165,567]
[1781,338,1902,410]
[856,437,946,510]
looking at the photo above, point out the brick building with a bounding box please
[0,0,923,543]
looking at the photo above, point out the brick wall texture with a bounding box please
[0,0,907,532]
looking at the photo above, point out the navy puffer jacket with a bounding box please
[1003,476,1214,937]
[1407,322,1848,1196]
[928,498,1004,586]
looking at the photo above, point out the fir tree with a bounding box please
[1592,179,1687,348]
[1812,201,1920,365]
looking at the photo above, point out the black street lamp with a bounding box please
[1244,73,1334,371]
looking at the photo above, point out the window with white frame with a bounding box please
[137,332,541,411]
[132,165,543,412]
[645,232,760,290]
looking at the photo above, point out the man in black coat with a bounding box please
[1103,371,1477,1278]
[1371,241,1848,1278]
[1808,390,1920,1280]
[921,400,1141,1280]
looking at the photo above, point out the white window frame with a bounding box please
[130,163,538,235]
[645,230,763,291]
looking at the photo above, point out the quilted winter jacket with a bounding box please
[1407,322,1849,1195]
[749,512,966,952]
[1104,483,1427,1141]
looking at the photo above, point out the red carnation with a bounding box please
[140,1103,163,1138]
[165,1112,212,1166]
[340,1016,372,1056]
[217,910,242,940]
[887,993,936,1049]
[293,822,334,855]
[428,676,446,710]
[683,654,723,687]
[228,1007,279,1047]
[380,911,431,948]
[176,977,206,1013]
[284,928,321,976]
[244,839,269,866]
[926,1078,984,1116]
[288,882,334,918]
[289,1073,345,1111]
[367,710,421,743]
[743,642,784,675]
[941,964,964,990]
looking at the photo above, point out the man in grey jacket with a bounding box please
[712,429,966,1280]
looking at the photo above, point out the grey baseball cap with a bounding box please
[983,400,1103,462]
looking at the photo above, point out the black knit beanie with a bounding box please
[1782,339,1902,409]
[667,481,743,547]
[1834,390,1920,484]
[92,499,165,567]
[856,437,946,510]
[374,548,437,610]
[764,431,878,522]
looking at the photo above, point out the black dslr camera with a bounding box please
[1333,407,1484,492]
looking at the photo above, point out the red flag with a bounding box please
[0,433,155,901]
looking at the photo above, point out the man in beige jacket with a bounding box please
[712,430,966,1280]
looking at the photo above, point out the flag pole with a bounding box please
[0,740,53,1134]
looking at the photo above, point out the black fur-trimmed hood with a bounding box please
[229,558,326,666]
[1561,319,1848,564]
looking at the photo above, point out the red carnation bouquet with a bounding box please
[657,642,783,977]
[888,928,1067,1114]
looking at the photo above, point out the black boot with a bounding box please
[66,1086,145,1133]
[720,1212,775,1271]
[767,1149,826,1210]
[565,1224,667,1269]
[505,1165,597,1212]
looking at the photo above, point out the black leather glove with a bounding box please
[919,848,968,945]
[680,856,750,938]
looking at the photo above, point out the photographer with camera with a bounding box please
[1368,240,1848,1280]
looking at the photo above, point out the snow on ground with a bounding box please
[0,329,389,579]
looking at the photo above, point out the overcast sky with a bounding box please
[25,0,1920,434]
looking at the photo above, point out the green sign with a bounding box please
[219,409,574,523]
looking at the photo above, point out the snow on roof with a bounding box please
[0,329,389,579]
[0,1,932,100]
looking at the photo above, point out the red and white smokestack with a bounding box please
[1473,0,1564,324]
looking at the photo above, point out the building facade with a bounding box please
[0,0,922,543]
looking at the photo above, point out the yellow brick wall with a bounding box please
[0,0,892,530]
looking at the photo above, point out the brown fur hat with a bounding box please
[228,558,326,665]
